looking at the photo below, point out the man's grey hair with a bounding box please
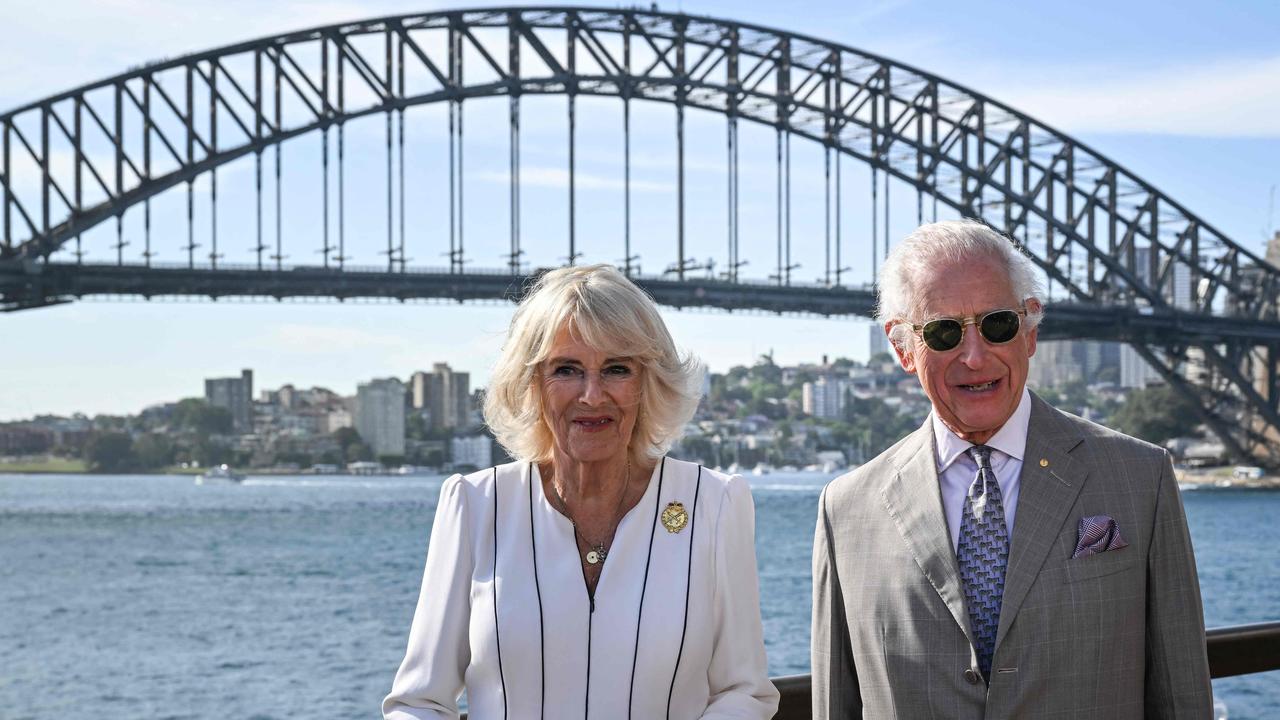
[876,219,1045,351]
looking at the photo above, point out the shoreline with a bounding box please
[0,467,411,477]
[1176,467,1280,490]
[4,464,1280,489]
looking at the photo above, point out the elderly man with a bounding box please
[812,220,1212,718]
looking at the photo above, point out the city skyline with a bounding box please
[4,0,1278,420]
[4,335,1151,424]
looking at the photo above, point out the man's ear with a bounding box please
[885,322,918,374]
[1024,299,1042,358]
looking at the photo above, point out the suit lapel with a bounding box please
[994,395,1088,652]
[880,421,973,645]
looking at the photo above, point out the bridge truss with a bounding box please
[2,7,1279,463]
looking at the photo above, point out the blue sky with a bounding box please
[3,0,1278,420]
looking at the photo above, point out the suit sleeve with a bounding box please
[700,475,781,719]
[1144,451,1212,719]
[383,475,474,720]
[811,485,861,719]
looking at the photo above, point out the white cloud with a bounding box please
[960,55,1280,138]
[0,0,447,110]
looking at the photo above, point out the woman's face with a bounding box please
[539,325,642,467]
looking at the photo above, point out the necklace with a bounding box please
[548,461,631,566]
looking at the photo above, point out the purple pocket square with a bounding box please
[1072,515,1129,559]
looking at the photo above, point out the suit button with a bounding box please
[964,669,981,685]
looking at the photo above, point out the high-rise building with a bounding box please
[1120,345,1162,389]
[205,369,254,434]
[1028,340,1122,389]
[324,408,354,434]
[868,323,890,359]
[410,371,432,413]
[1027,341,1082,389]
[451,434,493,470]
[355,378,406,458]
[411,363,471,429]
[1133,246,1192,310]
[803,376,847,419]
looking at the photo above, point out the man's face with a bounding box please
[888,257,1039,445]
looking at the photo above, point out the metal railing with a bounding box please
[455,621,1278,718]
[771,621,1280,719]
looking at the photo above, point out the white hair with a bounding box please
[876,219,1045,350]
[483,264,705,466]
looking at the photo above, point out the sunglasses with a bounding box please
[909,308,1027,352]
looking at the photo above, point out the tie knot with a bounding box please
[968,445,994,470]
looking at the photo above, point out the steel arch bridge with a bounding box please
[2,6,1280,464]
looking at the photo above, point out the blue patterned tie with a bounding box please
[956,444,1009,682]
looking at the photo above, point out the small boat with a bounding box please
[195,464,246,485]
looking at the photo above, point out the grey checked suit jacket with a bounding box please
[812,393,1212,719]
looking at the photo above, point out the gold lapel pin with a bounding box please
[1039,458,1049,467]
[661,501,689,533]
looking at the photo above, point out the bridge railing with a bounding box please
[770,621,1280,719]
[20,259,880,291]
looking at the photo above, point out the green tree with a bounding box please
[1036,387,1064,407]
[132,433,173,470]
[85,432,138,473]
[191,436,233,467]
[745,392,785,420]
[1095,365,1120,386]
[680,435,715,465]
[274,451,313,468]
[406,412,429,441]
[1110,385,1201,445]
[787,386,804,409]
[750,354,782,384]
[317,449,343,465]
[843,396,921,459]
[332,426,361,447]
[92,414,129,431]
[776,420,793,440]
[333,427,373,463]
[1058,378,1090,414]
[172,399,233,435]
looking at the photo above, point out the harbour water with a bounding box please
[2,472,1277,718]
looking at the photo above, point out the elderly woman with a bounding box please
[384,264,778,719]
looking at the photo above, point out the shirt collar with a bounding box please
[933,387,1032,471]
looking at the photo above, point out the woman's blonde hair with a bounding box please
[483,264,704,465]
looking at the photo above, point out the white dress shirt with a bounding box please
[932,388,1031,551]
[383,457,779,720]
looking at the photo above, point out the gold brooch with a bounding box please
[661,501,689,533]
